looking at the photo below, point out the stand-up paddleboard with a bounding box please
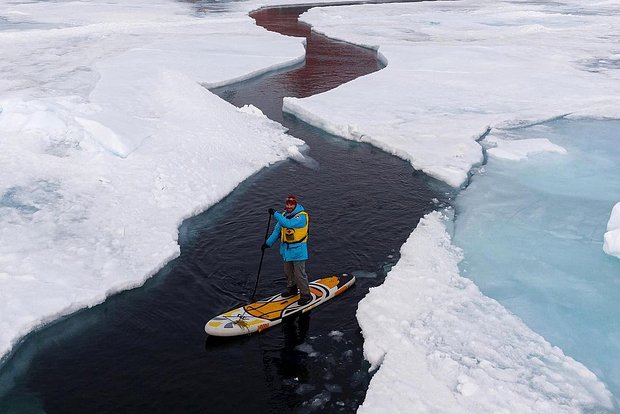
[205,273,355,336]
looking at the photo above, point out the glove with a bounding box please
[261,243,270,251]
[268,208,275,215]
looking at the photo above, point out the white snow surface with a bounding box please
[357,212,613,413]
[0,0,310,362]
[1,0,618,412]
[293,0,619,411]
[604,202,620,259]
[289,0,620,187]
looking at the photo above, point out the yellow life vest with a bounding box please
[280,211,309,244]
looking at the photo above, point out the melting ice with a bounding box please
[289,0,620,412]
[454,119,620,405]
[1,0,620,412]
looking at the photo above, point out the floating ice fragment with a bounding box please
[295,383,316,395]
[286,145,305,162]
[295,343,317,356]
[328,330,344,341]
[325,384,343,393]
[351,270,378,279]
[305,390,331,410]
[485,136,566,161]
[606,202,620,232]
[237,104,265,117]
[603,202,620,259]
[285,145,320,171]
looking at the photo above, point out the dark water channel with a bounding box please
[0,4,448,413]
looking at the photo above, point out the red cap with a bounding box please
[285,194,297,205]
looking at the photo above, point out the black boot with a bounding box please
[297,294,312,306]
[281,285,298,298]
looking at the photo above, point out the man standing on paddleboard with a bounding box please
[262,194,312,306]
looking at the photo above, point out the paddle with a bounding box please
[250,211,272,301]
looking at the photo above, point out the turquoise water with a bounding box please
[454,119,620,406]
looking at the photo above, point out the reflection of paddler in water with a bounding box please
[262,194,312,306]
[283,312,310,348]
[275,313,311,382]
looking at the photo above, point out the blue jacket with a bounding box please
[266,204,308,262]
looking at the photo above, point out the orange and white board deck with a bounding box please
[205,274,355,336]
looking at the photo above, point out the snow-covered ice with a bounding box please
[289,0,620,188]
[454,119,620,407]
[292,0,620,411]
[604,202,620,259]
[357,211,613,413]
[0,0,307,363]
[2,0,620,411]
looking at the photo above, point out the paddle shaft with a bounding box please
[251,212,272,301]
